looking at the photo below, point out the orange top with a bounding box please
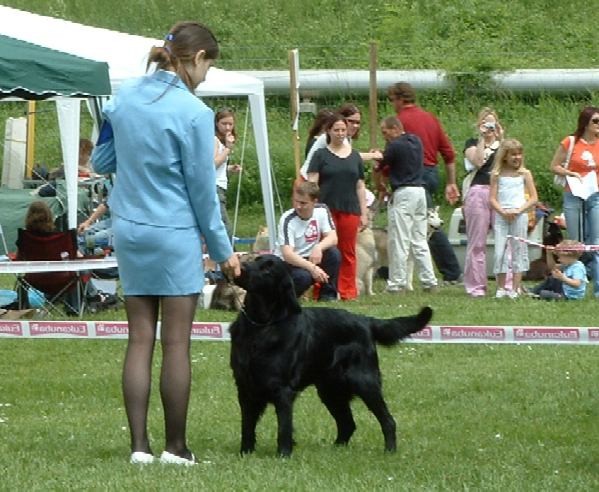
[561,136,599,189]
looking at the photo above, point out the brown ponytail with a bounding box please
[147,21,219,92]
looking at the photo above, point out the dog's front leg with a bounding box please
[274,390,296,457]
[239,395,266,455]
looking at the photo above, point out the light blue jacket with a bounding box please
[92,70,232,263]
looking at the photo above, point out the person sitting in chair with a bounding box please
[17,201,116,313]
[276,180,340,301]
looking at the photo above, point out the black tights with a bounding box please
[122,294,198,458]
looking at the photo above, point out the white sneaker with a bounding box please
[159,451,196,466]
[495,288,508,298]
[130,451,154,465]
[508,290,520,299]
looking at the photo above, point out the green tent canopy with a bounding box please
[0,34,110,99]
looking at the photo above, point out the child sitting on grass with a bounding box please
[530,239,588,300]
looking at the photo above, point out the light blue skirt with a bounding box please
[112,215,204,296]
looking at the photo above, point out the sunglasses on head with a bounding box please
[591,117,599,124]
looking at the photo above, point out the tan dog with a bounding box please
[252,225,271,253]
[356,227,376,296]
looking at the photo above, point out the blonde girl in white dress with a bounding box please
[489,139,538,298]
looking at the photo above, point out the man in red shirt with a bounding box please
[387,81,462,284]
[387,82,459,205]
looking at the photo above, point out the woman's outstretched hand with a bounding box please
[221,253,241,279]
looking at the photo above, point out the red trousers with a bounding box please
[331,209,360,300]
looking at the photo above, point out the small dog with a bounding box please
[209,278,246,311]
[230,254,432,456]
[208,253,258,311]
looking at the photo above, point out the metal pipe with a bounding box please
[238,69,599,95]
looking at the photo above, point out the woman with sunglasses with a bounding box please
[300,103,379,179]
[550,106,599,297]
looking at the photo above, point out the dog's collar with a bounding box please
[239,306,291,327]
[227,277,289,328]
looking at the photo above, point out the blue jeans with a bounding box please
[422,165,462,281]
[563,191,599,295]
[287,246,341,299]
[422,166,440,208]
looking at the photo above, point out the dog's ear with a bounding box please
[277,263,302,314]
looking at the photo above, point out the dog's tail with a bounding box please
[369,306,433,346]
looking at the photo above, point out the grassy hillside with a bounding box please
[1,1,599,209]
[3,0,598,71]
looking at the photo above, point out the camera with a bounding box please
[484,122,496,130]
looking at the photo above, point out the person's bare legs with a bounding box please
[122,295,159,455]
[160,294,198,459]
[496,272,507,291]
[512,271,523,294]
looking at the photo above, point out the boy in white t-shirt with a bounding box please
[276,181,340,300]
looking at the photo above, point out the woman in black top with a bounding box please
[307,113,367,300]
[462,107,504,297]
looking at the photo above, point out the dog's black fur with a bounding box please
[524,221,564,281]
[229,254,433,456]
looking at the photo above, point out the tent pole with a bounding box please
[368,41,384,198]
[289,49,301,179]
[25,101,36,178]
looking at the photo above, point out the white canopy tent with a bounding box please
[0,5,276,247]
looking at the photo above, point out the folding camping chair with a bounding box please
[15,228,88,317]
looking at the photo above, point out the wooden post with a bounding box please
[368,42,378,150]
[25,100,36,178]
[289,49,301,179]
[368,42,384,197]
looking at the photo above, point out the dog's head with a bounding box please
[234,254,301,321]
[427,206,443,230]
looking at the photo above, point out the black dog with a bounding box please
[229,254,433,456]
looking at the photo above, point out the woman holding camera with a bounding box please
[462,108,504,297]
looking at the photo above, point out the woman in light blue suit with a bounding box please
[92,21,240,466]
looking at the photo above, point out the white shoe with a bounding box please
[159,451,196,466]
[508,290,520,299]
[130,451,154,464]
[495,288,508,299]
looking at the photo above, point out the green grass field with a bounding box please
[1,340,597,491]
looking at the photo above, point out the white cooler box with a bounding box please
[448,208,543,278]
